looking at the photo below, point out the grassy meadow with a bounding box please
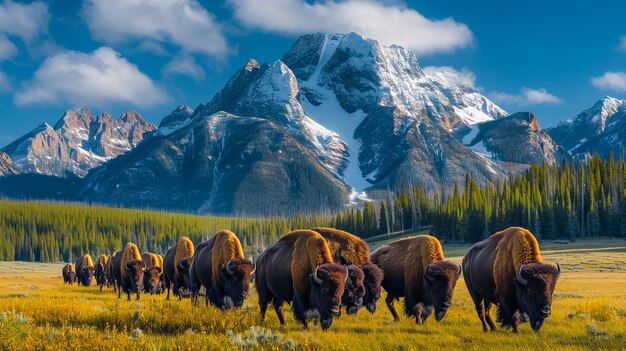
[0,239,624,350]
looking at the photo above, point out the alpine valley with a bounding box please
[1,33,624,215]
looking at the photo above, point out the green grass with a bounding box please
[0,239,625,350]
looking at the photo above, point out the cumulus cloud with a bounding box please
[591,71,626,92]
[0,0,50,59]
[422,66,476,87]
[229,0,473,55]
[0,34,17,61]
[491,88,561,106]
[82,0,229,58]
[164,54,206,80]
[15,47,168,108]
[0,0,49,42]
[619,36,626,51]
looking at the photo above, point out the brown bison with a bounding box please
[190,230,255,309]
[256,230,348,330]
[62,263,76,284]
[462,227,560,333]
[104,251,117,292]
[164,237,194,300]
[312,227,384,314]
[141,252,164,295]
[95,254,109,291]
[75,254,95,287]
[371,235,461,323]
[112,243,145,300]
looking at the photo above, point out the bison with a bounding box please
[190,230,255,309]
[112,243,145,301]
[256,230,348,330]
[62,263,76,284]
[95,254,109,291]
[104,251,118,292]
[462,227,560,333]
[164,237,194,300]
[141,252,164,295]
[371,235,461,324]
[75,254,95,287]
[311,227,384,314]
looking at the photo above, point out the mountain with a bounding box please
[78,110,350,215]
[1,108,156,178]
[457,112,563,165]
[282,32,508,191]
[0,152,18,176]
[548,97,626,157]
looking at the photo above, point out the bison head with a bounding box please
[307,263,348,330]
[177,257,193,297]
[80,266,95,286]
[361,262,384,313]
[125,259,146,293]
[514,262,560,332]
[423,261,461,322]
[219,258,255,309]
[342,265,365,315]
[143,267,163,294]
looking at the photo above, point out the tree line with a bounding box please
[1,154,625,262]
[332,154,626,242]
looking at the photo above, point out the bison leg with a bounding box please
[497,298,520,332]
[385,295,401,322]
[484,302,497,331]
[273,299,286,326]
[466,281,494,332]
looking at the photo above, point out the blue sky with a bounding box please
[0,0,625,148]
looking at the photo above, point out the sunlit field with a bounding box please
[0,239,624,350]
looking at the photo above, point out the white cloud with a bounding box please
[491,88,561,106]
[164,54,205,80]
[82,0,229,58]
[0,0,49,42]
[422,66,476,87]
[0,34,17,61]
[15,47,168,108]
[229,0,473,55]
[591,71,626,92]
[619,36,626,51]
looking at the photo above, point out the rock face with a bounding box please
[0,152,18,176]
[79,112,349,215]
[1,108,156,178]
[282,32,508,191]
[548,97,626,157]
[458,112,563,165]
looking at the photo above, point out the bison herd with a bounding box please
[61,227,560,333]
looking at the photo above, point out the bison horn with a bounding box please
[555,262,561,274]
[250,261,256,275]
[516,265,528,285]
[457,264,462,275]
[344,265,349,283]
[225,260,235,275]
[313,266,323,285]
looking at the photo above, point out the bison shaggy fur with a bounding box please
[164,237,194,300]
[462,227,560,333]
[112,243,145,301]
[255,230,348,330]
[141,252,164,295]
[190,230,255,309]
[371,235,461,324]
[62,263,76,284]
[75,254,95,287]
[311,227,384,314]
